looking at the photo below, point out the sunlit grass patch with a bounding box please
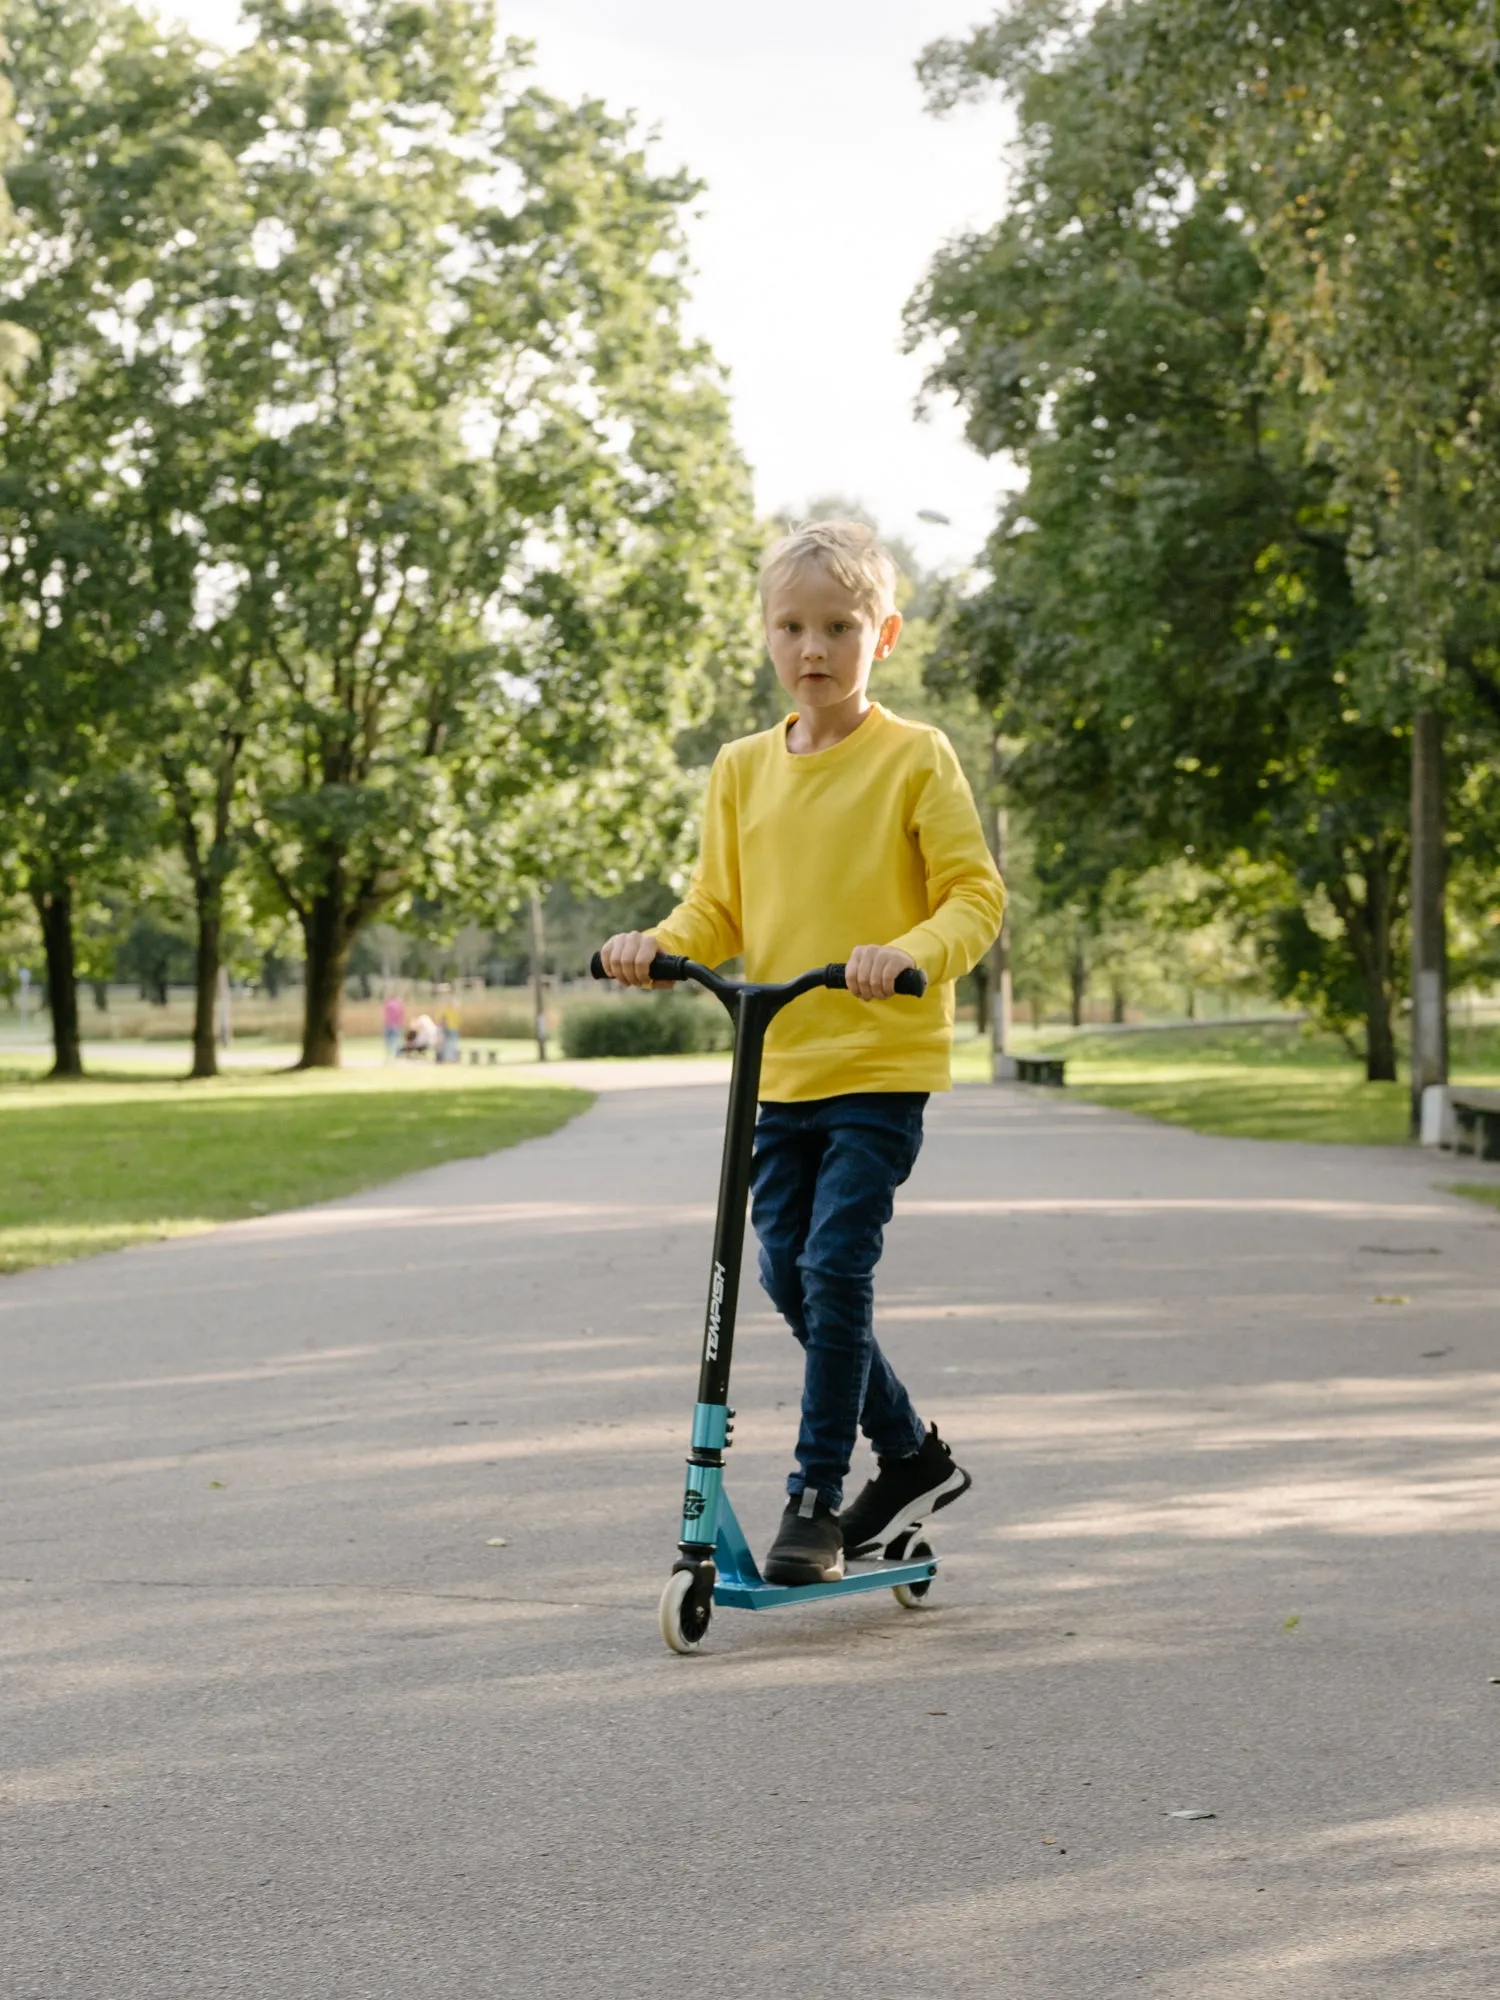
[1447,1182,1500,1212]
[0,1066,590,1275]
[1064,1062,1410,1145]
[953,1018,1500,1148]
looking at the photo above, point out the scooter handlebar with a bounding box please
[825,963,928,1000]
[589,951,927,999]
[589,950,689,984]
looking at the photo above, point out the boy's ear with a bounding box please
[874,610,903,660]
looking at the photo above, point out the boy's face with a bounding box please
[763,561,902,716]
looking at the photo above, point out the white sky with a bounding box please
[169,1,1019,570]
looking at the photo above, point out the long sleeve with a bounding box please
[651,750,744,968]
[886,733,1005,984]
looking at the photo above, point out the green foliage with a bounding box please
[112,911,196,1004]
[560,997,729,1058]
[0,0,250,1071]
[908,2,1500,1077]
[202,1,759,1062]
[0,0,761,1075]
[0,35,32,400]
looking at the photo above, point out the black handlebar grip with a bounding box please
[825,963,927,998]
[590,950,688,982]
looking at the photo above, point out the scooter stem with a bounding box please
[678,987,770,1558]
[696,988,769,1409]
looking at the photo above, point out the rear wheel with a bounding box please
[893,1537,936,1610]
[659,1567,713,1654]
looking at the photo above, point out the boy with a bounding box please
[601,521,1004,1585]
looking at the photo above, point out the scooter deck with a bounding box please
[709,1490,938,1610]
[713,1560,939,1611]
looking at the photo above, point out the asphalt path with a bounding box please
[4,1083,1500,1998]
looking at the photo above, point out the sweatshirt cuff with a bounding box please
[886,925,949,983]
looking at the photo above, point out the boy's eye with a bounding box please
[829,622,849,635]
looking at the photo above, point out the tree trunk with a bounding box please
[1360,854,1398,1084]
[1365,973,1398,1084]
[190,894,222,1080]
[529,890,549,1062]
[1409,706,1448,1126]
[1069,945,1087,1028]
[32,880,83,1079]
[1328,848,1401,1084]
[299,894,351,1068]
[1111,983,1126,1025]
[987,800,1012,1080]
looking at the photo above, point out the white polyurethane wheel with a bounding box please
[893,1538,936,1610]
[659,1569,708,1654]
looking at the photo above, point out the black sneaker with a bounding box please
[763,1490,846,1586]
[841,1426,971,1558]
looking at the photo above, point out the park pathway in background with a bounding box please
[3,1084,1500,1999]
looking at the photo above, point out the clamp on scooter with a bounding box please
[590,948,937,1653]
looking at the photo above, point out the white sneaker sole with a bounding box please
[847,1464,971,1558]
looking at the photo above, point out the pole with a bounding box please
[215,963,232,1051]
[529,889,548,1063]
[988,737,1015,1083]
[1409,706,1448,1132]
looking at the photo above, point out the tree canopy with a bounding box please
[912,0,1500,1071]
[1,0,759,1070]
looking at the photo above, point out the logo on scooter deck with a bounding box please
[706,1260,726,1359]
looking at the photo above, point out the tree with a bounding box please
[919,0,1500,1091]
[164,0,759,1068]
[0,0,239,1075]
[909,2,1498,1077]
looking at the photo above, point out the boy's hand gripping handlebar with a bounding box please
[589,952,928,1001]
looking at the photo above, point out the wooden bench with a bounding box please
[1004,1055,1067,1088]
[1449,1087,1500,1161]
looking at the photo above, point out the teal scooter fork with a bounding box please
[590,950,941,1654]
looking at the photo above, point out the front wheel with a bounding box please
[893,1537,936,1610]
[659,1567,713,1654]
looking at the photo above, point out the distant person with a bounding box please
[600,520,1004,1586]
[401,1012,439,1059]
[382,993,406,1061]
[438,994,461,1065]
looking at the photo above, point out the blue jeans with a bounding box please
[750,1092,928,1509]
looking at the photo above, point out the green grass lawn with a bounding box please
[1448,1182,1500,1211]
[953,1018,1500,1149]
[0,1063,591,1275]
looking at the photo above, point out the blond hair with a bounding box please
[758,520,899,622]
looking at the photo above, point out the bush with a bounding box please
[561,996,729,1058]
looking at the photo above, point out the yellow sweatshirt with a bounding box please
[652,704,1005,1100]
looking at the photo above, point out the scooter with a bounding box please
[590,949,943,1654]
